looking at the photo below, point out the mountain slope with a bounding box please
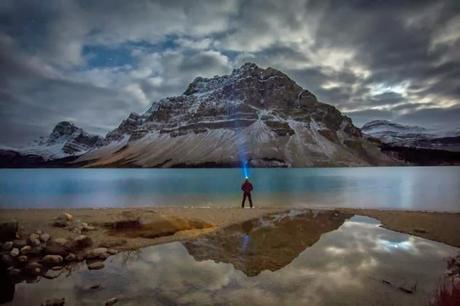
[362,120,460,152]
[0,122,103,166]
[76,63,395,167]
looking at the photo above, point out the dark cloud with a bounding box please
[0,0,459,146]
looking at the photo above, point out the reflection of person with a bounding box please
[241,177,254,208]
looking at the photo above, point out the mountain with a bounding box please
[0,121,103,167]
[75,63,395,167]
[362,120,460,152]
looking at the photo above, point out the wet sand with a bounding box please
[1,207,460,250]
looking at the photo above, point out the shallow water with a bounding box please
[1,167,460,211]
[3,213,458,306]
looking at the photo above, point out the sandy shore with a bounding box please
[1,206,460,250]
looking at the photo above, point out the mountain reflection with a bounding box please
[183,210,352,276]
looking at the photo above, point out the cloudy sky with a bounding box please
[1,0,459,146]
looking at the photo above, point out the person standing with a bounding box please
[241,177,254,208]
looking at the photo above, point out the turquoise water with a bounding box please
[0,167,459,211]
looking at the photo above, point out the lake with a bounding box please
[0,167,459,211]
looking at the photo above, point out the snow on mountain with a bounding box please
[75,63,395,167]
[17,121,104,160]
[362,120,460,152]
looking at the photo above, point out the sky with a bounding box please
[1,0,460,146]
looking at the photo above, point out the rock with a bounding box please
[45,242,68,257]
[29,238,41,247]
[36,229,43,235]
[40,297,65,306]
[40,233,50,243]
[10,248,19,257]
[2,241,13,251]
[107,249,118,255]
[7,267,21,277]
[53,219,69,228]
[89,284,101,290]
[105,297,118,305]
[18,255,28,263]
[87,261,105,270]
[99,239,127,248]
[86,248,109,260]
[51,265,63,271]
[53,213,73,228]
[24,261,43,276]
[29,233,40,241]
[53,238,68,246]
[20,245,32,255]
[1,254,14,266]
[42,255,64,266]
[0,222,18,241]
[13,239,27,248]
[65,253,76,262]
[43,269,62,279]
[83,224,96,231]
[30,246,44,256]
[73,235,93,249]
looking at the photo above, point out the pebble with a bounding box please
[25,262,43,276]
[87,261,105,270]
[1,254,14,266]
[18,255,28,263]
[10,248,19,257]
[65,253,76,262]
[36,229,43,235]
[7,267,21,277]
[2,241,13,251]
[29,233,40,241]
[42,255,64,266]
[107,249,118,255]
[73,235,93,249]
[40,233,50,243]
[20,245,32,255]
[53,238,68,246]
[105,297,118,305]
[29,238,41,247]
[13,239,27,248]
[40,297,65,306]
[86,247,109,260]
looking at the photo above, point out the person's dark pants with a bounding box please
[241,192,253,208]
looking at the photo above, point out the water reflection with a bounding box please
[4,212,458,306]
[183,210,351,276]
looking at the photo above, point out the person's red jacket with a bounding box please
[241,181,253,193]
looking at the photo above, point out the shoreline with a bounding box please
[1,206,460,249]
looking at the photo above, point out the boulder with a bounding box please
[2,241,13,251]
[87,261,105,270]
[0,222,18,241]
[42,255,64,266]
[9,248,19,257]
